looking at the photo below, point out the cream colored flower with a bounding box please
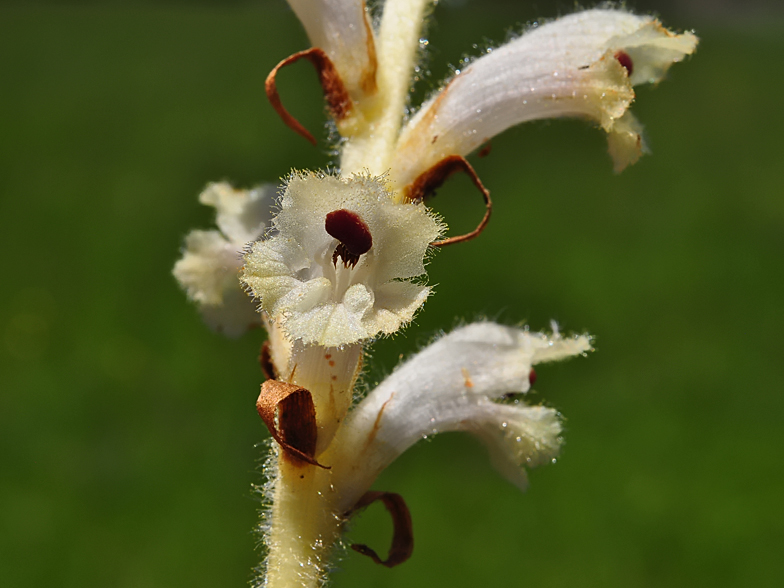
[329,321,593,511]
[173,182,274,336]
[241,171,444,347]
[390,8,698,186]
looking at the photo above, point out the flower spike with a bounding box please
[172,4,696,587]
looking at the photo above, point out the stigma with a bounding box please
[325,209,373,268]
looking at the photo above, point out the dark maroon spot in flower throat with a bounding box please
[528,369,537,387]
[325,209,373,268]
[614,51,633,76]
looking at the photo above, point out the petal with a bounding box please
[391,8,697,185]
[174,230,239,306]
[468,402,562,491]
[269,281,429,347]
[329,322,592,509]
[370,199,444,283]
[199,182,276,245]
[199,282,262,338]
[372,281,431,332]
[286,0,378,101]
[173,230,259,337]
[282,283,375,347]
[606,111,649,173]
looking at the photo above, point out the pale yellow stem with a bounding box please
[262,325,362,588]
[263,461,341,588]
[340,0,434,176]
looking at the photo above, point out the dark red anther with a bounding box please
[528,369,537,387]
[614,51,633,76]
[325,209,373,268]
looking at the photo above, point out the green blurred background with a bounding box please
[1,0,782,586]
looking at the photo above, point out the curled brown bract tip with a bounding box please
[265,48,353,145]
[346,491,414,568]
[405,155,492,247]
[256,380,329,469]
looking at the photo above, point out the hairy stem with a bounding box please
[261,328,362,588]
[340,0,434,176]
[263,462,340,588]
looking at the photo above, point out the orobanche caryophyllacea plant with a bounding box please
[173,1,696,586]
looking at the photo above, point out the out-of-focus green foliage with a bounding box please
[1,2,782,587]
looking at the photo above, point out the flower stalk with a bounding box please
[341,0,434,176]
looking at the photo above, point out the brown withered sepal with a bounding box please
[404,154,492,247]
[265,48,353,145]
[345,491,414,568]
[256,380,328,469]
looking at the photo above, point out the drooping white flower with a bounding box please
[329,321,593,511]
[387,8,697,185]
[173,182,275,336]
[241,171,444,347]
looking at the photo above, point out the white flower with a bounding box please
[387,8,696,185]
[241,171,444,347]
[329,321,593,511]
[173,182,275,337]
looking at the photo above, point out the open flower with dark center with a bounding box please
[241,171,443,347]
